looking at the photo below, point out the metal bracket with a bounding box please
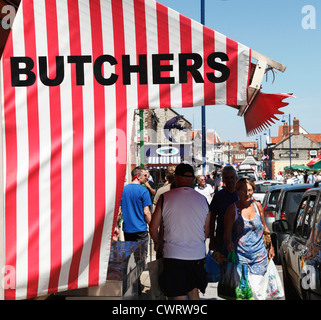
[236,50,287,117]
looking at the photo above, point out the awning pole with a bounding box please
[0,85,4,300]
[201,0,206,174]
[140,110,144,167]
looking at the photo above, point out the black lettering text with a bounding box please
[179,53,204,83]
[206,52,230,83]
[39,56,64,86]
[11,56,36,87]
[122,54,147,85]
[94,54,118,86]
[67,55,92,85]
[152,54,174,84]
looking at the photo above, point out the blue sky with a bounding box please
[157,0,321,145]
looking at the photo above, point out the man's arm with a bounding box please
[143,206,152,225]
[149,197,163,248]
[224,204,236,252]
[145,181,156,195]
[208,197,217,250]
[113,206,122,241]
[209,212,216,250]
[204,211,211,239]
[117,206,122,223]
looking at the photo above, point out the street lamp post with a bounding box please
[264,128,272,179]
[282,114,292,173]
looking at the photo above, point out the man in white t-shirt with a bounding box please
[194,175,214,204]
[150,163,210,300]
[307,172,316,184]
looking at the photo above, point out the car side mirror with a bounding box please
[272,219,290,233]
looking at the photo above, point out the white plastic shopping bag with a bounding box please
[263,259,284,299]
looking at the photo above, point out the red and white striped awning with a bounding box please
[0,0,288,299]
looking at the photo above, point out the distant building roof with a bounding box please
[272,117,320,145]
[191,130,221,145]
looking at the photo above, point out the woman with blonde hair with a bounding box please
[224,178,275,299]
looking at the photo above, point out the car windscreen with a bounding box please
[238,172,255,180]
[256,183,280,193]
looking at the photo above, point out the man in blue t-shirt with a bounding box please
[118,166,152,257]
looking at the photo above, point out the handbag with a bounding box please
[263,259,284,299]
[205,251,220,283]
[255,200,272,250]
[263,228,272,249]
[217,250,240,300]
[147,258,165,300]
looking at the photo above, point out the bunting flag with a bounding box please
[0,0,253,299]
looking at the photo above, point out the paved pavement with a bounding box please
[140,262,285,300]
[140,238,285,300]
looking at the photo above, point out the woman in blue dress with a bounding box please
[224,178,275,299]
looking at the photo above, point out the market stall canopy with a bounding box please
[307,155,321,168]
[284,164,311,171]
[0,0,291,136]
[0,0,290,300]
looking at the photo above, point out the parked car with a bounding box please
[261,184,287,233]
[237,170,258,182]
[273,187,321,299]
[272,183,314,261]
[253,180,283,203]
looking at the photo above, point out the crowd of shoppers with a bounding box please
[117,163,275,300]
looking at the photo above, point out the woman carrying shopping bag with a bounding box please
[223,178,275,300]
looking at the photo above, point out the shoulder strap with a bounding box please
[253,200,268,230]
[234,202,240,222]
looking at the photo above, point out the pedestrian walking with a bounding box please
[224,178,275,300]
[152,166,176,213]
[275,171,283,182]
[117,166,152,259]
[287,172,299,184]
[213,170,222,193]
[150,163,211,300]
[205,173,215,189]
[209,165,238,253]
[307,171,316,184]
[303,170,308,183]
[152,166,176,259]
[194,175,214,204]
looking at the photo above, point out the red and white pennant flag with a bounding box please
[0,0,250,299]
